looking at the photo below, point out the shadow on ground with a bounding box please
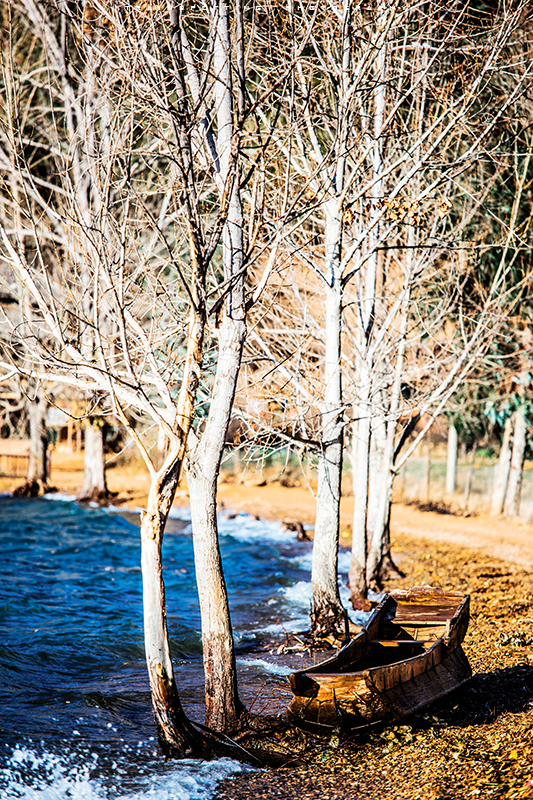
[422,663,533,726]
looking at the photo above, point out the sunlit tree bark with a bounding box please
[79,418,108,502]
[0,0,279,750]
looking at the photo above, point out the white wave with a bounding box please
[292,549,312,569]
[105,504,305,546]
[236,657,292,677]
[168,506,191,521]
[280,580,312,608]
[256,616,310,635]
[1,747,244,800]
[43,492,77,502]
[105,504,137,515]
[279,577,371,628]
[217,514,296,544]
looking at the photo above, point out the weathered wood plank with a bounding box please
[287,588,472,734]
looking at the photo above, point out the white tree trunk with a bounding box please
[446,424,458,495]
[186,0,245,729]
[365,275,412,587]
[504,406,526,517]
[349,25,388,595]
[490,416,513,516]
[311,200,345,637]
[348,400,371,607]
[79,418,108,501]
[140,480,207,757]
[187,241,245,731]
[188,383,244,729]
[26,389,49,489]
[367,410,387,539]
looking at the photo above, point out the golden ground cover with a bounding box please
[214,536,533,800]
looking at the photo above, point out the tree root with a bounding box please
[76,488,116,504]
[12,479,53,497]
[310,601,346,640]
[350,591,373,611]
[379,553,405,581]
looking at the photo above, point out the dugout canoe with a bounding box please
[287,586,471,734]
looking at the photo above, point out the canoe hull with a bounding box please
[287,589,472,734]
[287,645,471,734]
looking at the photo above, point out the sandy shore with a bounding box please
[2,444,533,571]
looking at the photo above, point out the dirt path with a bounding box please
[217,483,533,570]
[391,504,533,571]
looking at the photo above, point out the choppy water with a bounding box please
[0,496,359,799]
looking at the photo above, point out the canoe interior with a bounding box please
[287,587,471,734]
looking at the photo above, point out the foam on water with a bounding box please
[254,616,310,635]
[281,579,313,608]
[43,492,78,502]
[236,658,292,677]
[1,745,244,800]
[168,507,191,521]
[217,513,295,543]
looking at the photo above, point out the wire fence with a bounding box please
[395,455,533,521]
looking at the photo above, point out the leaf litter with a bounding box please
[214,532,533,800]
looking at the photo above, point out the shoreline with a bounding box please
[3,451,533,798]
[2,445,533,568]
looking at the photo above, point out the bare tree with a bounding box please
[243,0,533,619]
[0,0,282,750]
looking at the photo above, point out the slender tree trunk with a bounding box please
[349,418,371,608]
[463,443,477,513]
[137,309,207,750]
[490,416,513,516]
[187,314,246,727]
[312,423,345,636]
[187,193,246,731]
[367,407,387,539]
[377,507,400,581]
[311,207,345,637]
[79,417,109,501]
[348,374,371,609]
[19,389,49,495]
[140,477,208,757]
[365,276,412,588]
[424,432,432,503]
[446,424,458,496]
[350,22,388,596]
[504,406,526,517]
[187,464,244,731]
[309,3,352,636]
[186,0,245,728]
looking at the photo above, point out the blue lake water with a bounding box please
[0,495,357,799]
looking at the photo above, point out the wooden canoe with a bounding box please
[287,586,471,734]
